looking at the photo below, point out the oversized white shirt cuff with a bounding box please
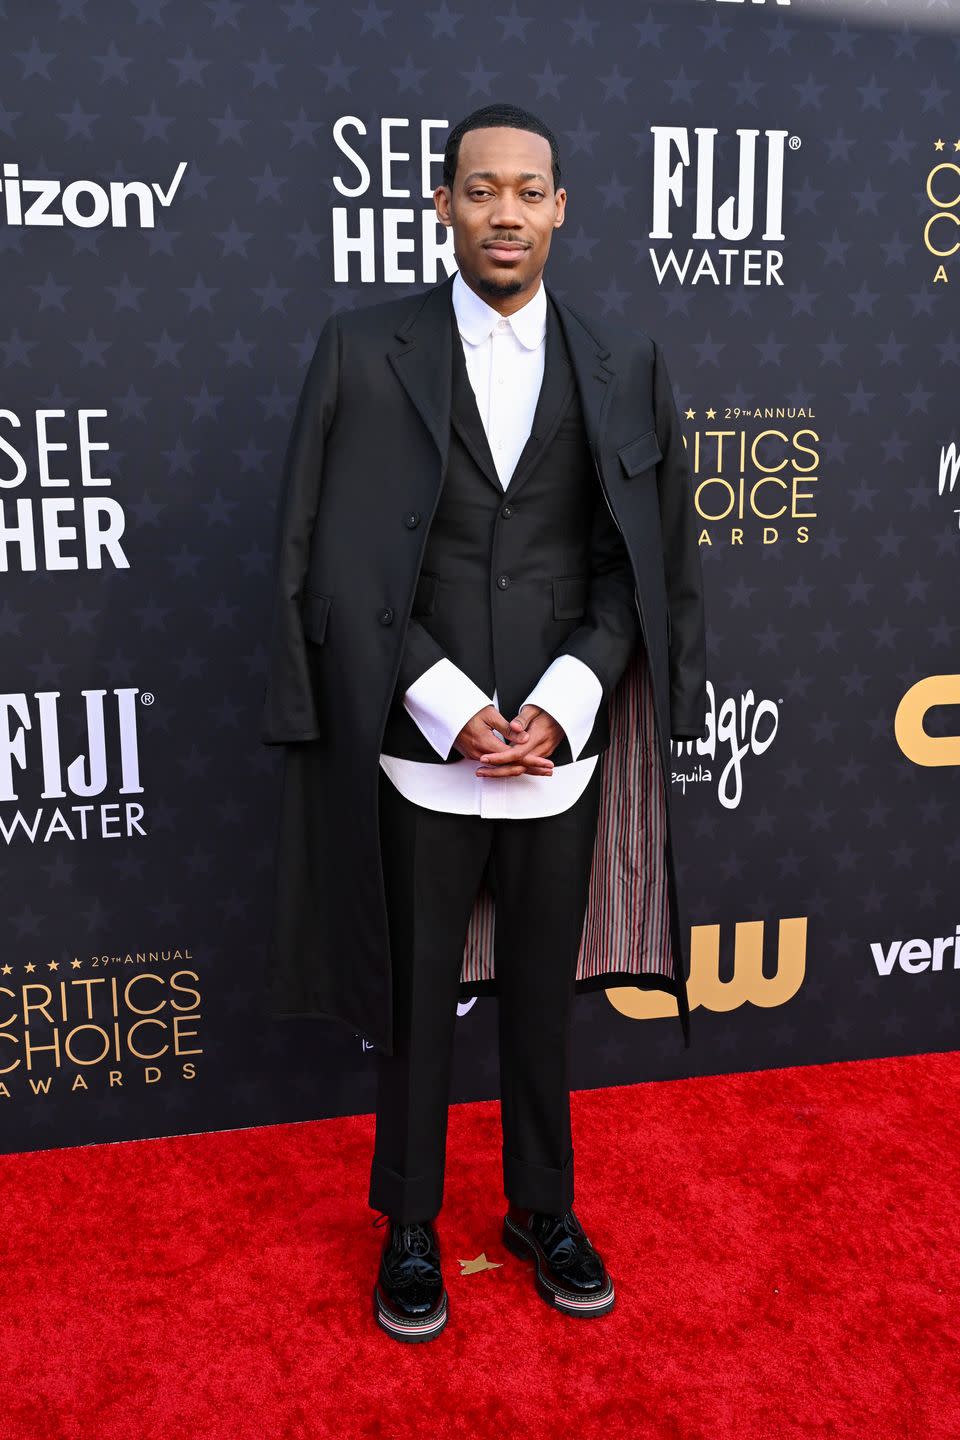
[402,657,492,760]
[519,653,603,760]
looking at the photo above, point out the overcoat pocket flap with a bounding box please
[411,571,439,617]
[618,428,663,478]
[553,574,588,619]
[300,588,331,644]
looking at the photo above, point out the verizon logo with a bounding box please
[0,161,188,229]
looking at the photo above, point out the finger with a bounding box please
[479,751,553,768]
[487,708,513,733]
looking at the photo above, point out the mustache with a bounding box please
[482,234,532,247]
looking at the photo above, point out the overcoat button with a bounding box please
[404,512,420,528]
[378,607,394,624]
[501,505,513,518]
[497,575,510,589]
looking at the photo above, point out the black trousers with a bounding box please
[369,760,603,1223]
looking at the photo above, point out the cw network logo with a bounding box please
[895,675,960,768]
[605,916,807,1019]
[0,161,188,229]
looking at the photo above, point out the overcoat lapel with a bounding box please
[386,274,456,473]
[546,286,616,459]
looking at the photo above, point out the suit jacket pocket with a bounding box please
[300,588,331,645]
[553,573,588,620]
[618,428,663,479]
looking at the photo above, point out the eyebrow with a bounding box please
[461,170,549,185]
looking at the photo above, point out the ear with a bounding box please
[434,184,453,227]
[553,186,567,228]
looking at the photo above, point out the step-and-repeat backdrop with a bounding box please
[3,0,958,1154]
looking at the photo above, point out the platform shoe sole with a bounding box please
[373,1283,449,1342]
[502,1215,615,1317]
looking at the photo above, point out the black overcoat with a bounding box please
[260,273,707,1053]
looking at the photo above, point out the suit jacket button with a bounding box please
[501,504,513,518]
[404,511,420,528]
[378,607,394,624]
[497,574,510,589]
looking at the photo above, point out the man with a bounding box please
[261,104,707,1343]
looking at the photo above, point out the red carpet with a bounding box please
[2,1050,958,1440]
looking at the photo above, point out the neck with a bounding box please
[456,267,545,317]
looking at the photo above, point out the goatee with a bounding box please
[475,274,525,301]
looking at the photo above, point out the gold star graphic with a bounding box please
[24,962,36,973]
[934,138,944,151]
[458,1253,503,1276]
[47,960,59,971]
[71,959,82,969]
[1,964,11,976]
[706,407,717,419]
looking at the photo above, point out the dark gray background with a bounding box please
[2,0,958,1154]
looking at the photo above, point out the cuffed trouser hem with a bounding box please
[368,1156,444,1224]
[502,1146,574,1214]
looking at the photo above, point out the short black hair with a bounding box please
[442,103,562,191]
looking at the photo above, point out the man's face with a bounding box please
[434,126,566,310]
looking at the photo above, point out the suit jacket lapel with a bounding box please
[449,302,502,492]
[502,295,576,501]
[448,287,578,501]
[386,273,616,485]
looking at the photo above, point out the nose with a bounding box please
[489,195,524,231]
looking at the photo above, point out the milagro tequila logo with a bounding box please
[672,680,780,809]
[939,441,959,528]
[649,126,799,287]
[0,161,187,229]
[0,687,148,844]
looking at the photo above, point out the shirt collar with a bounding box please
[452,270,547,351]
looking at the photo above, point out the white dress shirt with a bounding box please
[377,271,604,819]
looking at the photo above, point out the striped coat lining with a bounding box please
[459,641,674,988]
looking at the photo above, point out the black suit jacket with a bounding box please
[381,288,642,767]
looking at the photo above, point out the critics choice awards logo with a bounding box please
[924,136,960,288]
[684,410,820,548]
[0,955,202,1099]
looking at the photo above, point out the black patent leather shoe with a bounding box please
[502,1204,615,1317]
[372,1214,448,1342]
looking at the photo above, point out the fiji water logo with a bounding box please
[648,125,799,287]
[0,687,148,844]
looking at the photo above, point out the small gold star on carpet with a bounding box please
[458,1253,503,1276]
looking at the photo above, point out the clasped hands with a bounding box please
[453,703,563,779]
